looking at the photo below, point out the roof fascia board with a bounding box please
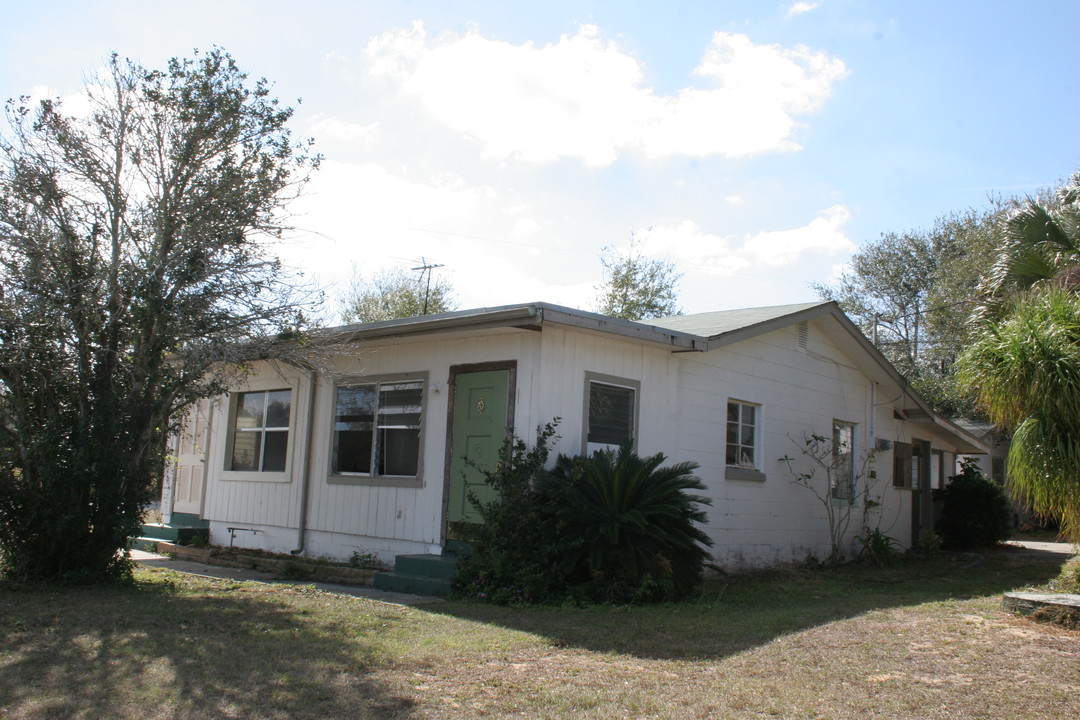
[538,306,703,350]
[331,306,541,343]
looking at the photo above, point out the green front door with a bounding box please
[448,369,510,524]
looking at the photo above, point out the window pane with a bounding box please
[378,382,422,476]
[336,386,376,428]
[264,390,291,428]
[334,386,375,474]
[379,427,420,476]
[380,382,423,414]
[263,431,288,472]
[334,430,372,473]
[231,431,261,471]
[234,392,265,431]
[832,422,854,499]
[588,383,634,445]
[726,402,757,468]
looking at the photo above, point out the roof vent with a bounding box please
[797,321,809,351]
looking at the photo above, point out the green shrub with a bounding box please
[933,460,1012,549]
[451,422,567,605]
[537,445,713,603]
[453,424,714,605]
[855,528,899,566]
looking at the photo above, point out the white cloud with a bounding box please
[741,205,854,265]
[362,23,847,165]
[26,84,93,119]
[724,194,745,205]
[308,115,378,144]
[642,204,854,274]
[641,33,847,158]
[511,217,541,237]
[787,2,822,17]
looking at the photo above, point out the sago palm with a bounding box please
[538,445,712,602]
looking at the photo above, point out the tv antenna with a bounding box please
[411,257,445,315]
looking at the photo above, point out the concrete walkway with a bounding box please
[131,549,444,606]
[1004,539,1079,560]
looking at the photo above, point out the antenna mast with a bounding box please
[411,257,445,315]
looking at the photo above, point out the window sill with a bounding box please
[725,466,766,482]
[327,474,423,488]
[221,470,290,483]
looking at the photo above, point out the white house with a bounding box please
[158,301,986,572]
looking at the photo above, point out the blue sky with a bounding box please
[3,1,1078,318]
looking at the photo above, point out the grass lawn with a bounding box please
[1,548,1077,719]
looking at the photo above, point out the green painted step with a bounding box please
[169,512,210,529]
[373,551,462,597]
[372,571,452,597]
[138,522,209,546]
[394,553,459,580]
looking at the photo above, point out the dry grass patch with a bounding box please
[0,550,1077,719]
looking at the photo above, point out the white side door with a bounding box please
[171,399,212,516]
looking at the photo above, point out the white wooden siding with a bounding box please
[671,320,909,567]
[185,316,973,566]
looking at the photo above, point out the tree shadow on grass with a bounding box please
[0,568,419,719]
[426,550,1068,661]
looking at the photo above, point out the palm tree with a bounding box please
[976,173,1080,320]
[961,173,1080,538]
[959,287,1080,538]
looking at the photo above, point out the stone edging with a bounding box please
[151,542,378,587]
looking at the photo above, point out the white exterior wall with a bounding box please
[666,320,969,568]
[532,326,678,458]
[189,316,976,568]
[200,329,548,561]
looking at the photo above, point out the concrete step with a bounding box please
[138,523,208,546]
[169,512,210,529]
[372,551,462,596]
[373,570,452,597]
[393,553,459,580]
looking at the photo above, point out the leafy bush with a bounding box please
[933,460,1012,549]
[453,426,714,605]
[537,445,713,603]
[855,528,899,566]
[451,422,567,605]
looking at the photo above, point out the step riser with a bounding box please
[168,512,210,528]
[137,524,209,545]
[373,572,452,597]
[394,554,458,580]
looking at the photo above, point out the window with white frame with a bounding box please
[725,401,759,468]
[831,421,855,502]
[229,389,291,472]
[586,378,637,452]
[333,380,423,477]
